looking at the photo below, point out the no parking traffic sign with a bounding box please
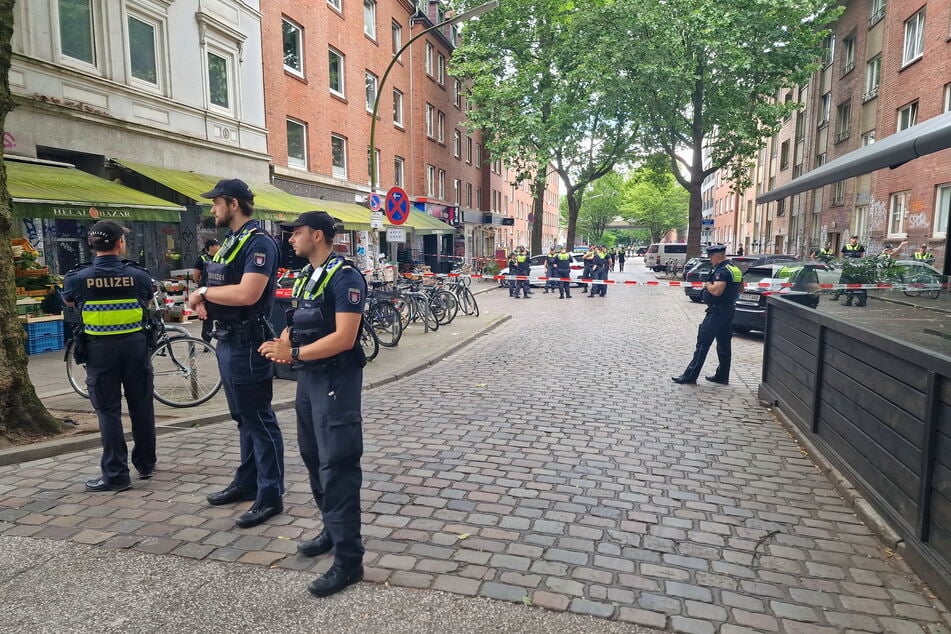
[368,192,383,211]
[385,187,409,226]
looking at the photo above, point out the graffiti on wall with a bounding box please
[905,212,929,230]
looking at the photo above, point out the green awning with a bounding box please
[401,209,455,235]
[113,160,315,222]
[7,160,185,221]
[299,198,372,230]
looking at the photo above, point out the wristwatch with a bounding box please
[291,346,300,361]
[197,286,209,299]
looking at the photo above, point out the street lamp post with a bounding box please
[367,0,498,273]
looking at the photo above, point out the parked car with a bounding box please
[681,257,708,281]
[644,243,688,272]
[683,259,712,301]
[498,254,588,288]
[729,254,801,273]
[635,247,648,256]
[733,263,831,333]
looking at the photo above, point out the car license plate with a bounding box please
[740,293,760,302]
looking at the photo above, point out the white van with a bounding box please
[644,243,687,272]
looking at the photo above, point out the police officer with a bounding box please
[840,235,867,307]
[192,239,220,342]
[258,211,366,598]
[188,179,284,529]
[589,246,608,297]
[506,250,519,298]
[581,249,595,294]
[672,245,743,385]
[554,246,573,299]
[914,243,935,264]
[543,248,557,293]
[812,243,835,263]
[62,221,156,491]
[514,246,531,299]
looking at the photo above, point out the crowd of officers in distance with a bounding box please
[505,245,627,299]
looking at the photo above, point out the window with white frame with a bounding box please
[476,187,481,208]
[864,56,881,100]
[438,169,446,199]
[944,83,951,113]
[466,137,472,164]
[852,204,868,240]
[437,111,446,143]
[835,101,851,142]
[821,33,835,67]
[127,13,162,88]
[818,92,831,126]
[393,89,404,127]
[466,183,473,207]
[331,134,347,179]
[426,165,436,196]
[286,119,307,168]
[328,0,342,10]
[889,191,908,236]
[436,53,446,85]
[453,130,461,158]
[58,0,97,66]
[365,71,378,112]
[282,17,304,76]
[391,20,402,56]
[898,101,918,131]
[394,156,404,187]
[207,50,231,110]
[363,0,376,39]
[869,0,885,26]
[842,36,855,74]
[861,129,876,146]
[425,104,435,138]
[454,80,463,108]
[475,144,482,168]
[329,48,345,97]
[831,181,844,206]
[425,42,434,76]
[454,179,461,204]
[935,185,951,238]
[902,10,925,66]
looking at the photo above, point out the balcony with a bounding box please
[862,86,879,103]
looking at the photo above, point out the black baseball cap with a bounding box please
[87,221,130,249]
[278,211,341,237]
[204,238,220,249]
[201,178,254,202]
[706,244,727,255]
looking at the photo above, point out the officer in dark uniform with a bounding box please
[192,239,220,342]
[514,246,531,299]
[672,244,743,385]
[506,251,519,298]
[188,179,284,529]
[259,211,367,598]
[554,246,573,299]
[62,221,156,492]
[589,246,608,297]
[839,235,867,306]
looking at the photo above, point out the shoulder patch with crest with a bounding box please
[348,288,362,305]
[253,252,266,267]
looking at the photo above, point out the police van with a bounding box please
[644,243,687,272]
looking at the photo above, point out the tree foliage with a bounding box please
[621,164,690,244]
[570,172,623,245]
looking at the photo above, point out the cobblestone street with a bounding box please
[2,273,949,633]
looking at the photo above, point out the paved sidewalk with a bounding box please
[1,280,950,633]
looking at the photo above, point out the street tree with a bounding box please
[451,0,640,253]
[621,164,689,244]
[0,1,62,437]
[572,172,624,245]
[595,0,841,256]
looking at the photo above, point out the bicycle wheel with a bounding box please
[151,336,222,407]
[371,301,403,347]
[461,287,479,317]
[361,321,380,362]
[390,297,411,329]
[422,298,439,331]
[430,290,459,325]
[65,340,89,399]
[164,324,190,338]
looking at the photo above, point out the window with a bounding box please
[935,185,951,238]
[59,0,96,65]
[454,80,463,108]
[391,21,402,56]
[466,183,473,207]
[831,181,844,206]
[821,34,835,67]
[207,51,230,109]
[128,15,159,86]
[282,18,304,76]
[436,54,446,85]
[393,89,404,127]
[795,113,806,141]
[818,92,831,126]
[438,169,446,199]
[426,165,436,196]
[476,187,482,208]
[842,36,855,74]
[897,102,918,131]
[861,129,876,146]
[328,0,342,10]
[869,0,885,27]
[815,152,827,167]
[475,144,482,168]
[394,156,404,187]
[363,0,376,39]
[437,111,446,143]
[286,119,307,169]
[425,104,435,138]
[945,83,951,113]
[835,101,851,142]
[466,137,473,164]
[779,140,790,170]
[853,204,868,240]
[365,71,378,112]
[889,191,908,236]
[329,48,345,97]
[331,135,347,179]
[454,179,461,204]
[902,10,925,66]
[777,198,786,216]
[453,130,462,158]
[425,42,434,76]
[864,56,881,101]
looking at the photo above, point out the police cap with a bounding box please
[87,221,130,251]
[278,211,341,237]
[204,238,220,249]
[201,178,254,202]
[706,244,727,255]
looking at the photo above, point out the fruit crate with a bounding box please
[22,315,65,355]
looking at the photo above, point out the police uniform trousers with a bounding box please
[684,305,734,380]
[557,270,571,297]
[216,331,285,505]
[598,268,608,296]
[516,276,531,298]
[85,332,155,483]
[295,364,365,567]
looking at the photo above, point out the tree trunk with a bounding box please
[686,180,703,258]
[566,194,580,251]
[0,0,62,437]
[530,172,545,255]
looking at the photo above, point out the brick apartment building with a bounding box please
[260,0,560,264]
[720,0,950,267]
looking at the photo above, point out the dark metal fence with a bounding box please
[759,297,951,603]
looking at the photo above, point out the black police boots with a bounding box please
[85,476,131,492]
[671,375,697,385]
[235,502,284,528]
[308,564,364,598]
[705,375,729,385]
[206,484,257,506]
[298,531,333,557]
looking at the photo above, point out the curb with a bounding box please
[870,293,951,314]
[1,312,511,468]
